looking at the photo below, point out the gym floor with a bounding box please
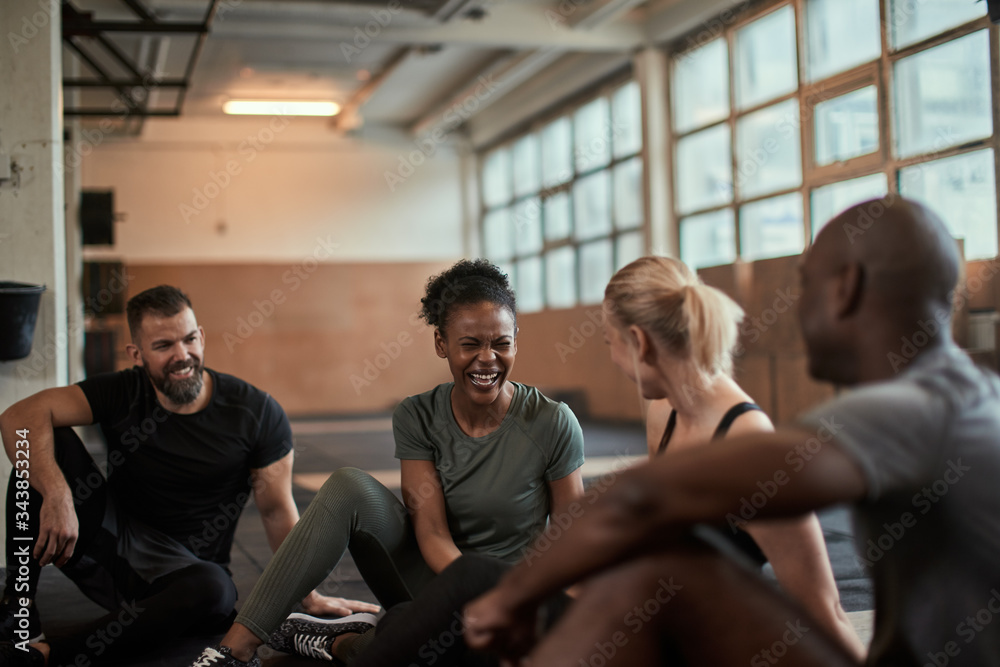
[28,417,874,666]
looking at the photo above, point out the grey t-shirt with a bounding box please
[393,381,585,563]
[799,343,1000,666]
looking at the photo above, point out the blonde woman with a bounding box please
[604,256,863,659]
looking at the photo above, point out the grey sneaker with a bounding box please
[188,645,261,667]
[267,612,377,661]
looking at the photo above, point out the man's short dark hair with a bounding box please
[126,285,193,342]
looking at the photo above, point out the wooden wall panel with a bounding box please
[514,304,644,421]
[773,354,835,425]
[111,254,989,423]
[120,262,453,416]
[733,353,774,418]
[741,255,804,356]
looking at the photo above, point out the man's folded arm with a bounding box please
[498,428,868,608]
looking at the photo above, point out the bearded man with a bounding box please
[0,285,377,667]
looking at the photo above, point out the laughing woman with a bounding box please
[189,259,585,667]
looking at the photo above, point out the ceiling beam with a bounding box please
[332,47,413,132]
[410,48,563,138]
[566,0,648,29]
[207,3,643,52]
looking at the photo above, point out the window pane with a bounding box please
[740,193,805,261]
[616,231,644,270]
[806,0,881,81]
[482,149,511,208]
[546,247,577,309]
[573,170,612,241]
[614,157,644,230]
[512,134,540,198]
[580,239,614,304]
[735,6,798,110]
[516,256,544,313]
[890,0,987,50]
[575,97,612,172]
[673,38,730,134]
[814,86,879,166]
[810,173,889,238]
[483,208,513,261]
[612,82,643,158]
[676,124,733,215]
[900,149,997,260]
[513,197,543,256]
[736,99,802,199]
[541,117,573,187]
[894,31,992,160]
[544,192,572,241]
[680,209,737,270]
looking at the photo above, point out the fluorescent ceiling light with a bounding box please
[223,100,341,116]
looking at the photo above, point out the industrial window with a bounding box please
[479,80,644,312]
[672,0,998,271]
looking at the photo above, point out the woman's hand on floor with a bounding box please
[300,590,381,617]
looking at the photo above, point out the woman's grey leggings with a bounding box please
[235,467,437,659]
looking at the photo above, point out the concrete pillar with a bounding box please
[633,48,675,257]
[65,128,84,382]
[0,0,67,564]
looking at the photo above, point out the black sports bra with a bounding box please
[656,401,768,567]
[657,401,762,455]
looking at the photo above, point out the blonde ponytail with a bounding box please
[605,256,744,378]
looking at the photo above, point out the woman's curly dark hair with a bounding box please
[419,259,517,331]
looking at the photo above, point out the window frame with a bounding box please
[667,0,1000,266]
[477,72,648,312]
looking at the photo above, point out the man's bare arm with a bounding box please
[479,428,866,614]
[0,386,94,566]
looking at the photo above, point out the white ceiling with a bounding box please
[63,0,744,136]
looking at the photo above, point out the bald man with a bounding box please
[463,197,1000,667]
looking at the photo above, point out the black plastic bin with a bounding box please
[0,282,46,361]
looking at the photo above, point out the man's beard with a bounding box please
[147,357,204,405]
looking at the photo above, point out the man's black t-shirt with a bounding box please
[76,366,293,566]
